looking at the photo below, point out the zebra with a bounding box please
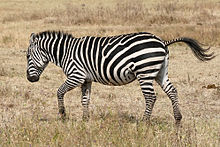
[26,31,214,124]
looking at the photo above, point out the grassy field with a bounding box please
[0,0,220,146]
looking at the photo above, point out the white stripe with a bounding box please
[57,34,63,66]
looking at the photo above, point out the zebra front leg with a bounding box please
[57,83,68,120]
[81,81,92,121]
[57,78,84,120]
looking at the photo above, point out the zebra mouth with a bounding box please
[27,75,39,82]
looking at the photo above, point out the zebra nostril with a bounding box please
[27,75,39,82]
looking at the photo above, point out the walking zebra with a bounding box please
[26,31,214,124]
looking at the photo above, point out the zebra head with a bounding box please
[26,33,49,82]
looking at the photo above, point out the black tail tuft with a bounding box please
[164,37,215,61]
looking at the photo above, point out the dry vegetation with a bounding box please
[0,0,219,146]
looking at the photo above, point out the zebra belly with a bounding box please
[101,76,136,86]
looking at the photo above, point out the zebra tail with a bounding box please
[164,37,215,61]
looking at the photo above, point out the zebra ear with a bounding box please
[30,33,36,42]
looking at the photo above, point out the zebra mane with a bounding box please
[36,30,74,39]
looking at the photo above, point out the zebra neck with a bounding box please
[44,39,73,68]
[46,50,62,67]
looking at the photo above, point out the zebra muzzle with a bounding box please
[27,75,39,82]
[27,71,39,82]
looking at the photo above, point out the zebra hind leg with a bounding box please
[156,55,182,124]
[137,77,157,122]
[158,81,182,125]
[81,81,92,121]
[164,80,182,124]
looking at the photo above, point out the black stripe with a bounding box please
[53,35,59,65]
[135,60,164,71]
[139,76,155,80]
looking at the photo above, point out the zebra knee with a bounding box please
[57,87,65,98]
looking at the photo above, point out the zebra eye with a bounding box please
[27,54,30,58]
[34,41,38,46]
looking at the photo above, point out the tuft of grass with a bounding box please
[2,35,13,45]
[0,83,11,98]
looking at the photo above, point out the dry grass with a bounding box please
[0,0,220,146]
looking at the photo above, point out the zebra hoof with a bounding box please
[59,112,66,121]
[82,110,90,122]
[141,115,151,124]
[175,120,182,127]
[174,113,182,124]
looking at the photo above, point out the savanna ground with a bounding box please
[0,0,220,146]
